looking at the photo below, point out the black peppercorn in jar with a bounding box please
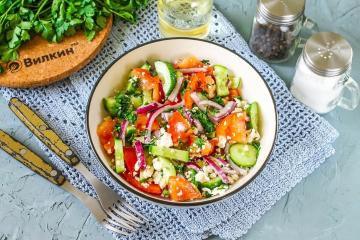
[249,0,314,63]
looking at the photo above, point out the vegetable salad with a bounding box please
[97,56,261,202]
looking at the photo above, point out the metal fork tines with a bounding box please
[7,98,146,233]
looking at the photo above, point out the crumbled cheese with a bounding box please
[184,170,192,179]
[218,136,227,148]
[177,190,183,197]
[141,166,154,179]
[203,165,214,175]
[156,128,173,148]
[247,129,261,143]
[134,161,140,172]
[195,171,210,183]
[211,186,229,196]
[152,158,162,171]
[175,122,186,132]
[234,98,242,107]
[141,182,149,188]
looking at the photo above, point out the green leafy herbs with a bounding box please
[191,107,215,133]
[251,142,261,157]
[0,0,148,68]
[113,93,137,123]
[213,96,224,106]
[194,137,205,148]
[0,65,4,73]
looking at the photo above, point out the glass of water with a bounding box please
[158,0,213,39]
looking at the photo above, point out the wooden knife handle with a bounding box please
[8,97,80,166]
[0,130,65,186]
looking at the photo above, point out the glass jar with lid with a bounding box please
[249,0,317,63]
[291,32,360,114]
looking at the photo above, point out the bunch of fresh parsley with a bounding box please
[0,0,148,73]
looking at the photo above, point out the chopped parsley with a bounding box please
[191,107,215,133]
[213,96,225,106]
[194,137,205,148]
[201,59,210,65]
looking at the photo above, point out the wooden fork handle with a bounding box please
[0,129,66,186]
[8,97,80,166]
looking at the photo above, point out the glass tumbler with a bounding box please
[158,0,213,39]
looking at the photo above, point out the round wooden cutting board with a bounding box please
[0,17,113,88]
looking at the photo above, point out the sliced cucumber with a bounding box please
[149,145,189,162]
[154,61,176,97]
[229,144,257,168]
[114,138,125,173]
[131,95,143,108]
[140,62,152,71]
[126,77,139,94]
[103,97,118,116]
[248,102,260,131]
[143,89,153,105]
[229,76,242,89]
[214,65,230,97]
[200,177,223,190]
[153,157,176,187]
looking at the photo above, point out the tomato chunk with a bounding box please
[131,68,160,90]
[216,112,247,144]
[97,117,117,155]
[174,56,204,69]
[122,172,162,195]
[168,176,202,201]
[123,147,137,173]
[167,111,192,144]
[136,113,160,131]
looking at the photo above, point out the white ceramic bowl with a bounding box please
[87,38,278,207]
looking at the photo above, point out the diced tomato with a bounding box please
[136,113,160,131]
[216,112,247,144]
[207,66,214,75]
[167,111,192,144]
[201,140,215,156]
[174,56,204,69]
[168,176,202,201]
[131,68,160,90]
[97,117,117,155]
[123,147,137,173]
[122,172,162,195]
[229,88,240,99]
[152,82,161,102]
[184,90,193,109]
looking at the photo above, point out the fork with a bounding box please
[0,129,135,235]
[7,98,145,231]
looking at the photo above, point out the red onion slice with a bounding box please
[204,157,229,184]
[186,162,201,172]
[193,119,204,133]
[199,100,223,109]
[120,120,128,145]
[184,110,194,124]
[136,102,162,114]
[178,68,208,74]
[212,101,237,120]
[134,140,146,170]
[190,92,206,111]
[144,101,184,143]
[168,77,184,102]
[209,156,228,167]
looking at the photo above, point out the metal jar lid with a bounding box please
[258,0,305,25]
[303,32,353,77]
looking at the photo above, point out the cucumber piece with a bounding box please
[143,89,153,105]
[154,61,176,97]
[214,65,230,97]
[248,102,259,131]
[229,76,242,89]
[114,138,125,173]
[153,157,176,187]
[149,145,189,162]
[126,125,136,137]
[140,62,152,71]
[200,177,223,190]
[126,77,139,94]
[103,97,118,116]
[131,95,143,108]
[229,144,257,167]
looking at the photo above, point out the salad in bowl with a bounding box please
[97,56,262,202]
